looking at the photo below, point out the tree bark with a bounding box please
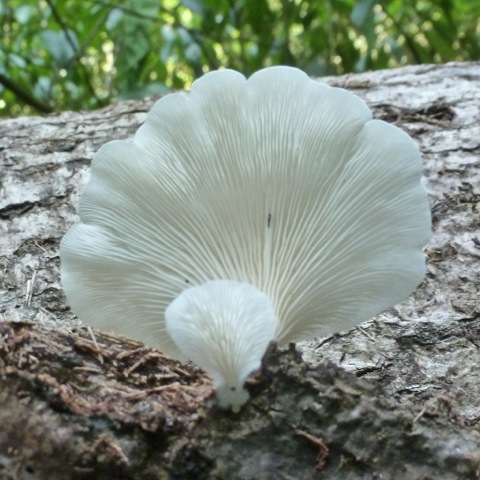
[1,62,480,479]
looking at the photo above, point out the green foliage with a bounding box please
[0,0,479,116]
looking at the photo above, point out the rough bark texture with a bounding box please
[1,62,480,479]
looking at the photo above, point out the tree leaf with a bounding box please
[41,29,79,64]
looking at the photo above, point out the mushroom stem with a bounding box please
[165,280,276,410]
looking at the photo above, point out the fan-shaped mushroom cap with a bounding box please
[60,66,431,408]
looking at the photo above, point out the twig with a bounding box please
[358,325,376,341]
[295,429,329,470]
[25,270,37,307]
[44,0,100,102]
[0,72,53,113]
[413,406,427,423]
[87,326,104,364]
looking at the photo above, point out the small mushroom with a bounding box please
[60,66,431,410]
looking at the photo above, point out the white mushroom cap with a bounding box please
[60,66,431,409]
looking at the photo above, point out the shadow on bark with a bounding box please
[1,321,479,480]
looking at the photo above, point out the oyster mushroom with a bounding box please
[60,66,431,410]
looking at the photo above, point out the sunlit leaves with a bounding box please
[41,29,79,64]
[0,0,478,116]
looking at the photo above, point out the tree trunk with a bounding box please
[1,62,479,479]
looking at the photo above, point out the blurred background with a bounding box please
[1,0,479,117]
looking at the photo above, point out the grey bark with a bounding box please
[0,62,479,479]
